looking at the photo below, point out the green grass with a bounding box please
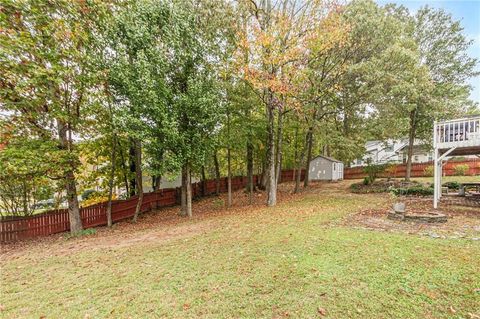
[413,175,480,184]
[1,190,479,318]
[353,176,478,184]
[64,228,97,239]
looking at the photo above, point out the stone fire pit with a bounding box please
[388,202,447,223]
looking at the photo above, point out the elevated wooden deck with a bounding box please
[433,116,480,209]
[434,116,480,156]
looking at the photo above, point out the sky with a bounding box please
[376,0,480,104]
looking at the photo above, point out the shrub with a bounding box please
[363,161,388,184]
[390,185,434,196]
[442,181,460,190]
[384,164,397,179]
[350,181,389,194]
[363,177,370,185]
[350,183,361,191]
[453,164,469,176]
[423,165,434,177]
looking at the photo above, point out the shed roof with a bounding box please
[311,155,343,163]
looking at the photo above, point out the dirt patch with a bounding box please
[343,197,480,240]
[1,181,348,259]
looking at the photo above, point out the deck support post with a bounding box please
[433,149,439,209]
[433,121,439,209]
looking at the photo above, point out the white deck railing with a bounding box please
[434,116,480,150]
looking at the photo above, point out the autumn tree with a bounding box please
[238,0,327,204]
[293,3,350,188]
[0,0,105,233]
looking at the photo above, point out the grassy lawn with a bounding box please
[1,182,479,318]
[413,175,480,184]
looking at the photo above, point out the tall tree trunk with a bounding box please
[65,170,83,233]
[117,139,130,196]
[186,165,192,217]
[106,134,117,228]
[259,159,267,190]
[227,109,232,207]
[180,163,192,217]
[227,147,232,207]
[132,139,143,222]
[405,109,417,181]
[294,132,306,193]
[180,164,188,216]
[323,144,330,157]
[246,141,254,204]
[214,152,220,195]
[58,120,83,233]
[303,127,314,188]
[266,97,276,206]
[201,166,206,196]
[152,175,161,191]
[152,149,163,191]
[22,181,29,216]
[128,143,137,197]
[275,109,284,186]
[293,125,299,182]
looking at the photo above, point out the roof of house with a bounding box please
[364,139,428,154]
[311,155,343,163]
[396,143,430,153]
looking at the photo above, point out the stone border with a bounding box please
[388,206,447,223]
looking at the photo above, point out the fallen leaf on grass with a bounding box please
[317,307,327,316]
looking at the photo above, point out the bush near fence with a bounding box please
[0,170,305,243]
[344,159,480,180]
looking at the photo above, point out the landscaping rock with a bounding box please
[387,201,447,223]
[387,210,404,220]
[393,202,406,213]
[403,212,447,223]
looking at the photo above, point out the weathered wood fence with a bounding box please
[344,159,480,179]
[0,170,305,243]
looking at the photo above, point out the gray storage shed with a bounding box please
[308,155,344,181]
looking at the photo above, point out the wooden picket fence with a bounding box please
[0,170,305,243]
[343,158,480,179]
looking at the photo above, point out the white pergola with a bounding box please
[433,116,480,208]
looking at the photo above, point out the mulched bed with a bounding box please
[350,179,428,194]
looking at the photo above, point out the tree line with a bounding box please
[0,0,478,233]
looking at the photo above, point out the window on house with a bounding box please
[385,144,394,152]
[414,155,419,162]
